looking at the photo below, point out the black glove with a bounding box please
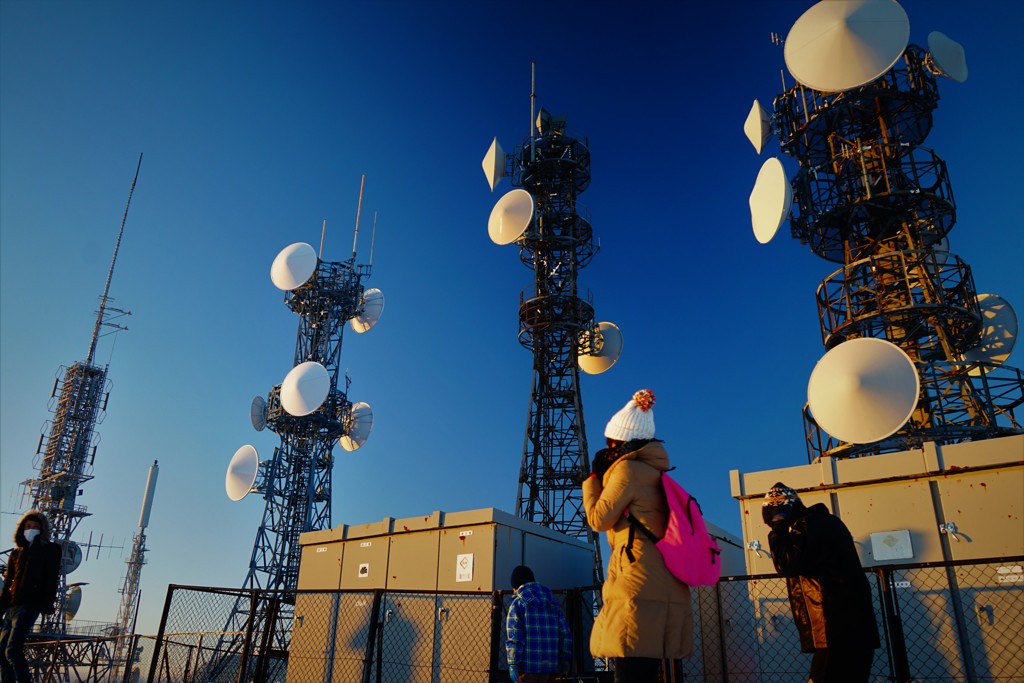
[762,504,792,529]
[592,448,615,480]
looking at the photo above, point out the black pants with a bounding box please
[809,647,874,683]
[612,657,661,683]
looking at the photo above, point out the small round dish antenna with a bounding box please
[927,31,968,83]
[784,0,910,93]
[749,157,793,244]
[340,401,374,451]
[351,288,385,334]
[270,242,318,291]
[250,395,268,432]
[65,585,83,622]
[579,322,623,375]
[226,444,260,502]
[807,337,920,444]
[280,361,330,416]
[961,293,1017,374]
[743,99,771,154]
[488,189,534,245]
[482,137,506,192]
[61,540,83,574]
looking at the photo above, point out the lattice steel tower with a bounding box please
[744,0,1022,460]
[19,155,141,635]
[482,72,622,584]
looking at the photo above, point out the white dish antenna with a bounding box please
[350,287,385,334]
[270,242,318,291]
[784,0,910,93]
[749,157,793,244]
[482,137,506,192]
[579,322,623,375]
[340,401,374,451]
[807,337,920,444]
[250,395,268,432]
[226,444,260,502]
[962,294,1017,374]
[65,585,83,622]
[62,540,83,574]
[927,31,968,83]
[743,99,771,154]
[280,361,330,416]
[488,189,534,245]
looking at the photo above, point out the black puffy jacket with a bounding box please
[767,503,880,653]
[0,511,62,616]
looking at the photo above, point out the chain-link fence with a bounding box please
[23,556,1023,682]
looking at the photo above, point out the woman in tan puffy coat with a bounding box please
[582,389,693,683]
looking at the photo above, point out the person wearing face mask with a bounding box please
[0,510,62,683]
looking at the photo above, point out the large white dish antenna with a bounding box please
[226,444,260,502]
[927,31,968,83]
[749,158,793,244]
[250,395,267,432]
[62,540,83,574]
[482,137,506,192]
[350,288,385,334]
[962,294,1017,374]
[488,189,534,245]
[808,337,920,444]
[579,322,623,375]
[280,361,330,416]
[65,585,83,622]
[743,99,771,154]
[340,401,374,451]
[784,0,910,93]
[270,242,318,291]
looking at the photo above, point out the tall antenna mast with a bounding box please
[351,174,365,261]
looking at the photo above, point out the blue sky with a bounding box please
[2,0,1022,635]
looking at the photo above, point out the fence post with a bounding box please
[876,567,912,683]
[361,591,383,683]
[489,590,504,679]
[252,593,281,682]
[235,590,259,683]
[147,584,177,683]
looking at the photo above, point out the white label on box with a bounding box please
[360,542,372,548]
[456,553,474,582]
[894,581,911,589]
[869,530,914,561]
[316,547,328,553]
[459,530,473,537]
[358,562,370,578]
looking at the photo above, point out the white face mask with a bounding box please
[23,528,40,544]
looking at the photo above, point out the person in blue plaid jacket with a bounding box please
[505,565,572,682]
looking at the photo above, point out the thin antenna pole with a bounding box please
[369,212,378,267]
[351,174,365,261]
[87,153,142,366]
[319,219,327,259]
[530,62,536,162]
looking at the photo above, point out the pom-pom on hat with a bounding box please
[604,389,656,442]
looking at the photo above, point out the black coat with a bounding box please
[0,511,62,616]
[768,503,880,653]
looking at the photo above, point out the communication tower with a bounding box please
[744,0,1022,459]
[482,66,622,584]
[18,155,142,634]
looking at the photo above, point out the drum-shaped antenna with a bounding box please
[488,189,534,245]
[270,242,318,291]
[482,137,506,192]
[65,585,83,622]
[743,99,771,154]
[749,158,793,244]
[928,31,968,83]
[62,540,83,574]
[226,445,260,502]
[280,361,330,416]
[962,294,1017,374]
[351,288,385,334]
[340,401,374,451]
[807,337,920,444]
[250,395,267,432]
[784,0,910,93]
[579,322,623,375]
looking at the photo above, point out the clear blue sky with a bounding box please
[2,0,1022,635]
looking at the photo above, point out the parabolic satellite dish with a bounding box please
[280,361,330,416]
[250,395,267,432]
[807,337,920,444]
[749,157,793,244]
[65,585,83,622]
[62,540,83,574]
[927,31,968,83]
[350,288,385,334]
[961,293,1017,374]
[743,99,771,154]
[488,189,534,245]
[340,402,374,451]
[482,137,506,192]
[784,0,910,93]
[579,322,623,375]
[270,242,318,291]
[226,444,260,502]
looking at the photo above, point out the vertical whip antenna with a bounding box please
[530,62,536,162]
[87,152,142,366]
[369,211,378,267]
[319,219,327,259]
[351,174,365,261]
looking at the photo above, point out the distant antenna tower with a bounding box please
[20,154,142,634]
[743,0,1022,459]
[214,176,383,677]
[482,64,622,584]
[112,460,158,671]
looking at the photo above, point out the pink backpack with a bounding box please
[625,472,722,586]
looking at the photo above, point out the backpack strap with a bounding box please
[623,511,659,565]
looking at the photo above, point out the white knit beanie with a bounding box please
[604,389,656,441]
